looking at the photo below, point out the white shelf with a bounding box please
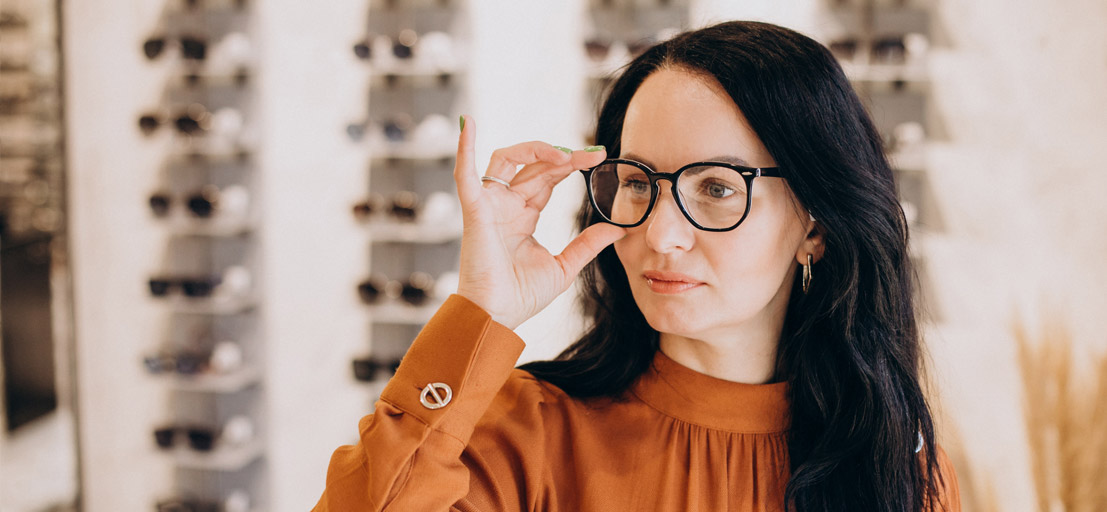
[162,437,265,472]
[168,69,253,88]
[166,137,255,161]
[842,62,929,84]
[367,300,443,325]
[164,366,260,393]
[154,214,255,237]
[158,294,258,315]
[367,61,466,77]
[368,143,455,161]
[365,221,462,244]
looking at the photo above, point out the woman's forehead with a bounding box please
[621,68,775,169]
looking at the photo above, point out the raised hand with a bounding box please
[452,115,626,330]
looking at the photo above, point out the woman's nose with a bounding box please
[644,186,695,253]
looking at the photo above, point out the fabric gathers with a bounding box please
[313,294,961,511]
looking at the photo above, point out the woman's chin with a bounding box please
[641,305,702,337]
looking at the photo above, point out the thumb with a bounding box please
[453,115,480,209]
[555,223,626,281]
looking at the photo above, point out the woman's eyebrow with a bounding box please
[705,155,753,166]
[620,152,752,169]
[618,152,656,168]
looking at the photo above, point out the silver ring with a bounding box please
[480,176,511,188]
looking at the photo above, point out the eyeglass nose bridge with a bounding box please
[641,172,700,227]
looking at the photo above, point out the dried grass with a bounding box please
[1014,317,1107,512]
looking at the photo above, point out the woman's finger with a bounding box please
[554,222,626,282]
[509,147,608,208]
[454,115,481,210]
[484,141,572,182]
[568,146,607,169]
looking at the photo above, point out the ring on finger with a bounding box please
[480,176,511,188]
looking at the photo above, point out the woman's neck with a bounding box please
[658,325,781,385]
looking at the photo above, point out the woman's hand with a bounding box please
[453,115,626,330]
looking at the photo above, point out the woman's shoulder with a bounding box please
[477,367,621,434]
[485,368,573,415]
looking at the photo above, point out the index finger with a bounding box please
[568,146,607,170]
[509,145,609,200]
[485,141,572,181]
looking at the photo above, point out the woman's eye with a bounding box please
[621,178,650,194]
[701,181,736,199]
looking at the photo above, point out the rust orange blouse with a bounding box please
[314,295,961,511]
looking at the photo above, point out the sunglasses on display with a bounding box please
[351,190,419,222]
[344,113,415,144]
[149,185,247,219]
[583,28,677,68]
[148,275,224,298]
[580,158,784,231]
[138,105,214,137]
[143,35,208,61]
[175,0,250,11]
[380,113,415,143]
[154,425,217,451]
[153,415,253,453]
[349,114,455,159]
[351,356,403,382]
[138,112,206,136]
[144,352,210,375]
[352,30,458,70]
[144,341,242,376]
[353,29,417,60]
[828,33,928,66]
[357,271,435,306]
[138,105,244,142]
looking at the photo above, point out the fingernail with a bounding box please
[553,145,572,155]
[584,145,605,152]
[459,115,465,132]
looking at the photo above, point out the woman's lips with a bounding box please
[642,270,703,294]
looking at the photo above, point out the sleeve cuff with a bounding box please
[379,294,526,443]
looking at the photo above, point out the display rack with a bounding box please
[581,0,693,146]
[137,1,267,509]
[821,0,943,321]
[348,0,469,401]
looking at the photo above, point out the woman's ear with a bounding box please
[798,214,825,263]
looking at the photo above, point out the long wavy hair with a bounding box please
[518,20,949,511]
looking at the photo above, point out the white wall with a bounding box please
[65,0,180,508]
[921,0,1107,510]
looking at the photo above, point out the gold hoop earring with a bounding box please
[802,253,813,294]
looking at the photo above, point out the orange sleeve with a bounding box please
[312,294,526,511]
[929,444,963,512]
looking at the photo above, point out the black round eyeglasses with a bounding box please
[579,158,784,232]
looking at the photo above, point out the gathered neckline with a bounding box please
[629,349,791,434]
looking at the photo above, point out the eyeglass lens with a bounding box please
[588,161,750,229]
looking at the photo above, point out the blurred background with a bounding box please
[1,0,1105,510]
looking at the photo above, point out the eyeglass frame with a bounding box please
[579,158,785,232]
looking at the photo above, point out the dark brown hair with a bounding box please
[520,20,948,511]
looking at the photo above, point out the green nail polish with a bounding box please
[553,145,572,155]
[584,145,605,152]
[459,115,465,132]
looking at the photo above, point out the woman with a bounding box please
[315,20,959,511]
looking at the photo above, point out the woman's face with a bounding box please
[613,66,822,343]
